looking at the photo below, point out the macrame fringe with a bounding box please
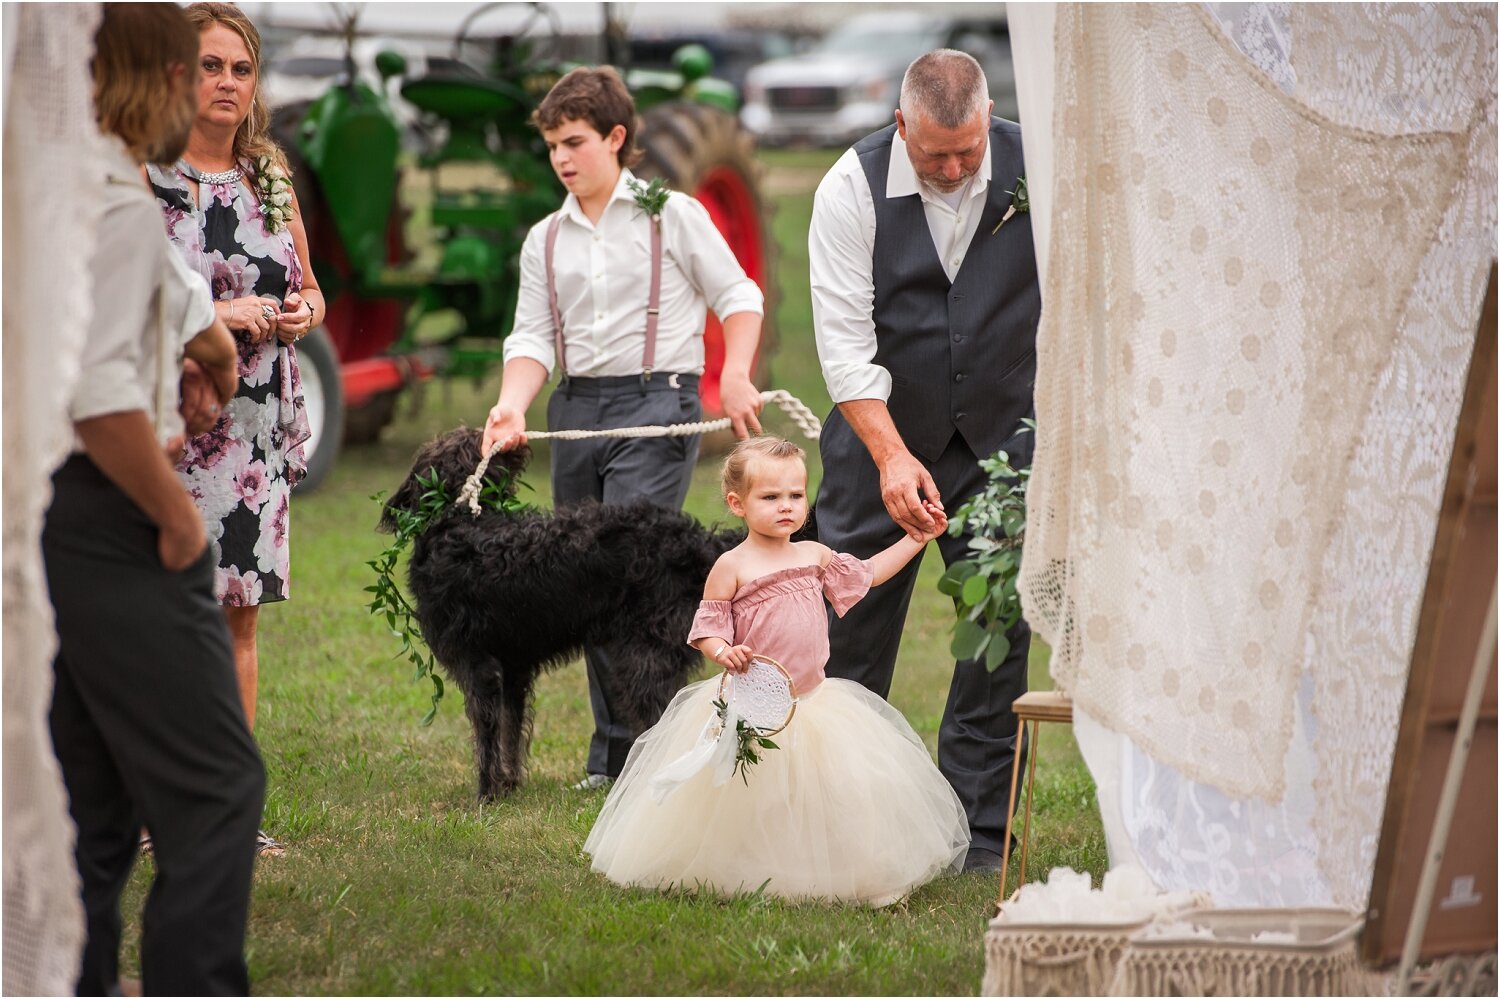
[981,924,1142,997]
[1116,947,1374,996]
[982,909,1372,996]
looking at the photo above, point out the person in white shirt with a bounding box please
[481,67,765,789]
[807,50,1040,873]
[43,6,263,993]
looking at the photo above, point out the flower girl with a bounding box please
[584,436,969,905]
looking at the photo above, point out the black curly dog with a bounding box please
[380,427,744,801]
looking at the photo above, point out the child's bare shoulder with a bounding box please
[798,541,835,568]
[703,549,745,600]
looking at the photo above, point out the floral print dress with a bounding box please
[148,160,310,606]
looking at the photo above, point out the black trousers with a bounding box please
[814,414,1030,856]
[547,375,702,777]
[43,455,265,996]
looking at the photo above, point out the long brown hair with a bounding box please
[183,2,286,175]
[92,3,200,164]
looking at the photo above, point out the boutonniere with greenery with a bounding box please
[627,176,671,219]
[254,155,294,233]
[991,175,1030,234]
[939,419,1033,670]
[366,469,528,723]
[711,696,780,783]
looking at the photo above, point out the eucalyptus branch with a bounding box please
[938,419,1035,671]
[627,176,671,218]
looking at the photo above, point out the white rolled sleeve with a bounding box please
[71,197,160,423]
[667,194,764,321]
[502,220,560,375]
[809,149,890,405]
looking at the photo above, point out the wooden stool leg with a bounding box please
[996,715,1029,906]
[1018,718,1042,886]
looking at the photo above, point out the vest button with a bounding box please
[952,334,964,343]
[954,372,965,383]
[955,411,967,421]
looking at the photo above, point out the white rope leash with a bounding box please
[455,389,822,516]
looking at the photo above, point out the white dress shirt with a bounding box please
[808,130,992,404]
[74,138,216,449]
[504,168,764,377]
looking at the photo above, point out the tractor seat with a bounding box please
[401,73,527,123]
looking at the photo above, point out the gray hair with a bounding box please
[899,49,989,129]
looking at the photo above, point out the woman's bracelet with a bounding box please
[712,644,728,659]
[227,299,236,325]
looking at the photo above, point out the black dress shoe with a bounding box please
[963,847,1005,872]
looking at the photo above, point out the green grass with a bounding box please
[118,147,1104,995]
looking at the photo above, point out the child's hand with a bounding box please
[715,643,755,674]
[917,501,948,542]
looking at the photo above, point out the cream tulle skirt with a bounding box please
[583,677,970,906]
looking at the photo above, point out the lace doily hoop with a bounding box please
[717,655,797,736]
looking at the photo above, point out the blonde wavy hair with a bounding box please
[720,436,807,500]
[92,3,200,164]
[184,2,287,176]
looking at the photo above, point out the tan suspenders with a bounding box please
[544,209,664,381]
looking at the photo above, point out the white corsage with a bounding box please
[254,155,294,233]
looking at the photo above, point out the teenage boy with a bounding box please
[481,67,765,789]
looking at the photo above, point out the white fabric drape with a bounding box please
[1011,2,1496,908]
[2,4,105,991]
[1006,2,1057,290]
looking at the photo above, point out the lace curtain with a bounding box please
[1010,2,1496,907]
[2,4,104,991]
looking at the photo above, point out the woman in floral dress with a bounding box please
[147,2,323,854]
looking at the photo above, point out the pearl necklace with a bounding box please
[178,160,240,185]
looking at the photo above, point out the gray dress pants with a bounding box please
[814,412,1030,857]
[547,374,702,777]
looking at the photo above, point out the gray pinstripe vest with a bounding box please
[854,118,1040,463]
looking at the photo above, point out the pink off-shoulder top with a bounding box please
[687,552,874,695]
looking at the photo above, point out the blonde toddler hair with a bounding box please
[721,436,806,500]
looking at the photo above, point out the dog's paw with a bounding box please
[477,776,524,803]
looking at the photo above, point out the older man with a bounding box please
[808,49,1039,872]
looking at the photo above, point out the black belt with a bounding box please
[559,372,698,395]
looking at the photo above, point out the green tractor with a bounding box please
[271,10,776,490]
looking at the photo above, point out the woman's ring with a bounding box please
[261,304,276,320]
[209,404,220,414]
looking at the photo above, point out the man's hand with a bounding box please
[179,358,223,436]
[719,371,763,439]
[481,404,527,455]
[157,507,208,572]
[836,399,944,542]
[76,410,209,573]
[878,448,943,542]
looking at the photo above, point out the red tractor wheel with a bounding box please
[635,102,777,418]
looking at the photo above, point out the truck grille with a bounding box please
[768,86,840,111]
